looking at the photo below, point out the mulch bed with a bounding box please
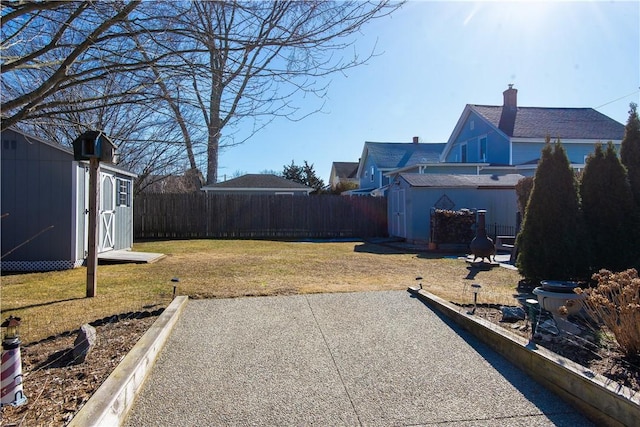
[0,311,161,427]
[470,305,640,392]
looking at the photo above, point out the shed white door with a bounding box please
[390,189,406,238]
[100,172,116,252]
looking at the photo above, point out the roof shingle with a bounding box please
[401,173,524,188]
[202,174,311,190]
[365,142,446,169]
[332,162,358,179]
[471,105,625,140]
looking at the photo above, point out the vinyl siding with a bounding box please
[1,130,74,262]
[445,111,510,164]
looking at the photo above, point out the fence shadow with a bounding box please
[1,297,86,314]
[353,241,411,255]
[353,241,452,259]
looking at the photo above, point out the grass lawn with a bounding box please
[1,239,523,344]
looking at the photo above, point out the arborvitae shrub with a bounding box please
[620,103,640,208]
[580,142,636,272]
[516,140,588,282]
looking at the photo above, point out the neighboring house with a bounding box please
[201,174,313,195]
[351,137,446,196]
[439,85,625,176]
[1,128,137,271]
[340,86,625,243]
[328,161,359,191]
[388,173,524,243]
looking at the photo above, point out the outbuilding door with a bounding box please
[99,172,116,251]
[390,189,406,238]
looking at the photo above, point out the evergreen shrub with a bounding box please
[580,142,636,272]
[516,140,588,282]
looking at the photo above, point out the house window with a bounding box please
[461,143,467,163]
[479,136,487,162]
[117,178,131,207]
[370,166,374,182]
[470,120,475,130]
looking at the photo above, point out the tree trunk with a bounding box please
[206,127,220,185]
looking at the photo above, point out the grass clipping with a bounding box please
[576,268,640,358]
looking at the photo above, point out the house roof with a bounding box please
[202,174,312,192]
[363,142,446,170]
[470,105,625,140]
[331,162,358,179]
[400,173,525,188]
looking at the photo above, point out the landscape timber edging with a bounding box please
[68,295,189,427]
[409,288,640,427]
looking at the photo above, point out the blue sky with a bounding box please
[217,0,640,183]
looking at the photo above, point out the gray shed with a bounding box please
[1,128,137,271]
[388,173,524,243]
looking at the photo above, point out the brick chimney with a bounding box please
[412,136,419,144]
[503,84,517,110]
[498,85,518,136]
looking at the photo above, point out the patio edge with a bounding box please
[409,288,640,427]
[68,295,189,427]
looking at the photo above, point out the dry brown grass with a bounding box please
[1,240,523,343]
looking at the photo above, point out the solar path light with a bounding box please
[468,284,482,315]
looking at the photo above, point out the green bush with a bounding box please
[620,103,640,208]
[580,142,637,272]
[516,140,588,282]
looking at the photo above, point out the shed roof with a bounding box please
[4,127,136,177]
[364,142,446,169]
[470,105,625,140]
[202,174,312,191]
[400,173,525,188]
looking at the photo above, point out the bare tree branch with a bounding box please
[1,1,142,129]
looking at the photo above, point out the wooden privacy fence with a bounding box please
[134,193,388,239]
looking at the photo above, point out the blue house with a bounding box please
[439,85,625,176]
[351,137,446,195]
[352,86,626,243]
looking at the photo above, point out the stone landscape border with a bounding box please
[68,296,188,427]
[409,288,640,427]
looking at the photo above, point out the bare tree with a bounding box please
[148,1,401,184]
[2,1,198,190]
[2,1,402,186]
